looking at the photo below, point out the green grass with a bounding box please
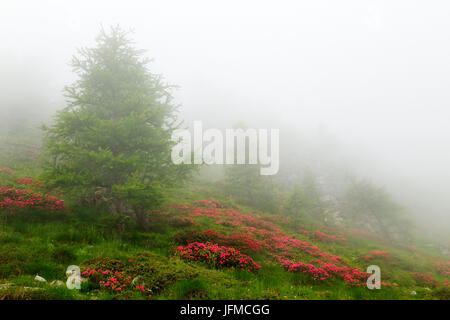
[0,195,449,300]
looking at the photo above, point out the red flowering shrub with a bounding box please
[350,228,381,241]
[168,216,195,228]
[0,167,15,175]
[262,233,342,263]
[225,232,262,253]
[362,250,391,261]
[174,229,219,244]
[193,199,224,208]
[16,177,47,190]
[17,178,33,185]
[0,167,16,185]
[173,242,261,272]
[174,229,262,254]
[282,259,370,287]
[165,199,398,289]
[434,262,450,276]
[411,272,439,288]
[0,185,67,214]
[406,245,418,253]
[215,219,240,227]
[298,229,309,236]
[181,201,282,233]
[201,229,262,253]
[81,267,152,298]
[311,231,346,244]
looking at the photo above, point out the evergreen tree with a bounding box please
[42,26,191,228]
[342,179,410,238]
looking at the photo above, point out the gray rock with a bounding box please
[0,283,14,290]
[50,280,65,287]
[34,275,47,282]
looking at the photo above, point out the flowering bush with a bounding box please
[0,167,16,185]
[193,199,224,209]
[175,229,262,254]
[350,228,381,240]
[362,250,391,261]
[174,229,219,244]
[0,167,15,175]
[17,178,33,185]
[170,201,346,274]
[0,185,67,214]
[81,267,152,298]
[173,242,261,272]
[168,216,196,228]
[298,229,309,236]
[411,272,439,288]
[311,231,346,244]
[166,200,421,290]
[434,262,450,276]
[281,259,370,287]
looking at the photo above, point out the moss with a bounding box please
[81,257,126,272]
[0,285,77,300]
[51,246,77,264]
[80,252,200,295]
[430,286,450,300]
[172,279,209,299]
[123,252,199,293]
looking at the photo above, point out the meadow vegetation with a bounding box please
[0,27,448,300]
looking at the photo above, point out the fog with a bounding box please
[1,0,450,232]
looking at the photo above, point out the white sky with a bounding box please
[1,0,450,230]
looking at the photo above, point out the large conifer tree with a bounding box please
[42,26,190,228]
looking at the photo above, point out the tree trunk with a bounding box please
[134,206,150,231]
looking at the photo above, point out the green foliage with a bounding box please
[41,26,192,224]
[342,179,412,238]
[51,246,77,264]
[282,169,325,221]
[283,184,320,218]
[172,279,209,299]
[0,181,447,300]
[81,252,199,294]
[81,257,126,271]
[173,229,216,245]
[429,286,450,300]
[224,163,280,213]
[97,213,130,233]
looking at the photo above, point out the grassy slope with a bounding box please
[0,181,449,300]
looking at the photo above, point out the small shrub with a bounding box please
[362,250,391,261]
[80,252,199,295]
[97,214,129,233]
[0,185,67,215]
[169,217,195,228]
[311,231,346,244]
[434,262,450,276]
[173,242,261,272]
[51,247,77,264]
[174,229,218,244]
[173,229,261,254]
[23,261,64,280]
[81,257,125,272]
[431,286,450,300]
[411,272,439,288]
[54,227,100,244]
[173,279,209,299]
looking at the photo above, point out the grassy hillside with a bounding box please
[0,175,449,300]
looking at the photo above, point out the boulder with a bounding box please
[34,275,47,282]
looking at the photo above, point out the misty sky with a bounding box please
[1,0,450,230]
